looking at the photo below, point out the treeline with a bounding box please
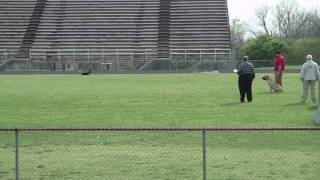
[231,0,320,64]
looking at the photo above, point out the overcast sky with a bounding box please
[227,0,320,21]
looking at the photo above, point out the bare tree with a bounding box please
[252,0,320,38]
[305,9,320,37]
[255,6,271,36]
[273,0,301,38]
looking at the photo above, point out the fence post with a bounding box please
[4,50,7,63]
[116,49,119,71]
[87,49,90,63]
[200,49,202,63]
[58,50,61,63]
[212,50,216,72]
[202,130,207,180]
[184,49,187,62]
[43,50,46,62]
[102,50,105,62]
[29,50,31,63]
[131,51,134,70]
[171,49,177,71]
[229,50,232,65]
[145,49,148,64]
[15,128,20,180]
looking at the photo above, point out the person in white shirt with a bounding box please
[300,55,320,103]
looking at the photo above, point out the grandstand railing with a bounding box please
[0,48,232,71]
[1,127,319,180]
[170,48,232,63]
[0,49,156,63]
[0,48,231,62]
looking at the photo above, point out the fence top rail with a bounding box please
[0,127,320,132]
[0,49,156,52]
[0,48,231,52]
[171,52,230,55]
[171,49,231,51]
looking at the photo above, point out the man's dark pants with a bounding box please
[238,74,253,102]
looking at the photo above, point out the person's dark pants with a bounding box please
[238,74,254,102]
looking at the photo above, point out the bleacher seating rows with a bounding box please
[0,0,231,60]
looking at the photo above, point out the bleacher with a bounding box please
[0,0,231,71]
[0,0,37,50]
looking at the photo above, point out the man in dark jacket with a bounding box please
[237,56,255,103]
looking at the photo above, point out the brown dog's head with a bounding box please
[262,75,270,80]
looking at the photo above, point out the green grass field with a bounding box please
[0,73,319,128]
[0,73,320,179]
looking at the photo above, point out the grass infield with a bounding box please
[0,73,319,128]
[0,73,319,179]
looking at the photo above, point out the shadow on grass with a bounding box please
[285,102,304,107]
[255,91,272,95]
[313,122,320,126]
[308,105,318,111]
[219,102,242,106]
[256,91,283,95]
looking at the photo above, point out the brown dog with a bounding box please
[262,75,282,92]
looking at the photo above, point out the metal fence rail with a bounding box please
[0,48,232,72]
[0,49,232,63]
[1,128,320,180]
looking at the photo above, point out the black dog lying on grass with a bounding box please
[80,69,92,75]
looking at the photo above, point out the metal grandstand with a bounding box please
[0,0,232,72]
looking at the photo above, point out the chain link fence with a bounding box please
[1,128,320,180]
[233,60,305,73]
[240,59,320,73]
